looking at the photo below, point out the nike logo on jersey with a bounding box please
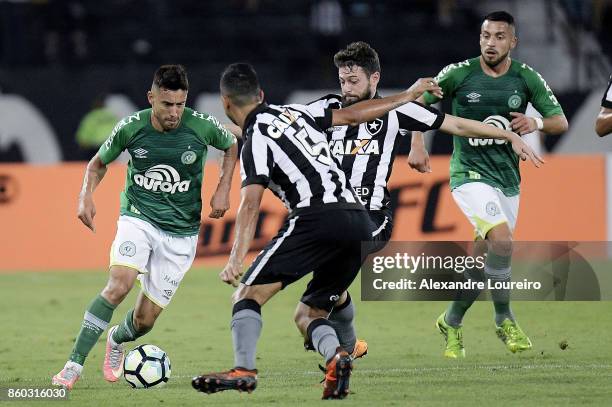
[329,139,380,155]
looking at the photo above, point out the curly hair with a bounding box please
[333,42,381,77]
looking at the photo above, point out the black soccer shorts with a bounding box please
[241,208,374,312]
[366,207,394,254]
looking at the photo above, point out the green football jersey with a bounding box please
[98,107,236,236]
[423,57,564,196]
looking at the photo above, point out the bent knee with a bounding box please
[102,281,131,304]
[488,239,513,257]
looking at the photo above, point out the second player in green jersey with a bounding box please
[423,56,563,196]
[410,11,568,359]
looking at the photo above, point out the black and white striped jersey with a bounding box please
[602,75,612,109]
[308,94,445,210]
[240,102,363,215]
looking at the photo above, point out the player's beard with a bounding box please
[157,113,180,131]
[342,88,372,107]
[482,50,509,68]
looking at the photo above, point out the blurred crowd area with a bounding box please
[1,1,609,71]
[0,0,611,162]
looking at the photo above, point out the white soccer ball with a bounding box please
[124,344,171,388]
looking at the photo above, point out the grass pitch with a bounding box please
[1,268,612,406]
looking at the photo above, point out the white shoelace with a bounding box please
[63,367,79,380]
[109,344,124,368]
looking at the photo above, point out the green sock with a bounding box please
[445,266,484,327]
[69,295,117,366]
[485,251,515,325]
[445,300,472,327]
[112,309,151,344]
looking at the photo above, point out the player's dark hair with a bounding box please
[483,11,515,27]
[220,63,261,106]
[152,64,189,91]
[333,41,381,77]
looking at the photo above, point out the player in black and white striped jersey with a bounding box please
[310,42,537,251]
[596,75,612,137]
[239,101,361,214]
[191,63,537,399]
[191,63,446,399]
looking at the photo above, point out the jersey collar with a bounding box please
[243,102,269,135]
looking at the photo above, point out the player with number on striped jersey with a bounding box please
[191,63,539,400]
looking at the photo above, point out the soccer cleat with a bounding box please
[103,325,125,382]
[496,319,533,353]
[192,368,258,394]
[52,361,82,390]
[436,312,465,358]
[322,348,353,400]
[351,339,368,359]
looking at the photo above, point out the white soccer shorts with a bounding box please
[451,182,520,240]
[109,215,198,308]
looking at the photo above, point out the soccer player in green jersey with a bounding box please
[410,11,568,358]
[52,65,238,389]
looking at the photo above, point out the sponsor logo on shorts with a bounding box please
[119,241,136,257]
[486,201,501,216]
[181,150,197,165]
[163,275,179,287]
[163,289,174,299]
[133,164,190,194]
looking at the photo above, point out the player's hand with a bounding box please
[77,194,96,232]
[406,77,443,100]
[209,187,230,219]
[508,132,545,167]
[509,112,538,135]
[407,146,431,173]
[219,261,243,287]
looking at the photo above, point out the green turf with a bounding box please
[1,268,612,406]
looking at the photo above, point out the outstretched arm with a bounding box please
[209,142,238,219]
[219,184,265,286]
[78,153,108,232]
[440,115,545,167]
[595,107,612,137]
[332,78,443,127]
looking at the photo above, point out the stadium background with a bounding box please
[0,0,610,269]
[2,1,612,405]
